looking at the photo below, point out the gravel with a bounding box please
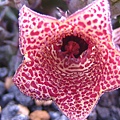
[11,114,29,120]
[0,67,8,78]
[0,81,5,97]
[1,102,19,120]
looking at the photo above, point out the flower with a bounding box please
[13,0,120,120]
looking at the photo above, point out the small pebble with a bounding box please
[59,115,69,120]
[35,100,52,106]
[8,85,18,93]
[31,105,42,112]
[13,86,34,107]
[0,67,8,78]
[30,110,50,120]
[49,111,61,120]
[51,102,60,111]
[11,114,29,120]
[0,81,5,97]
[2,93,14,106]
[88,109,97,120]
[0,106,1,112]
[43,100,53,106]
[35,100,45,106]
[98,93,112,107]
[1,101,19,120]
[110,91,119,106]
[18,104,30,116]
[96,105,110,119]
[109,106,120,120]
[4,76,14,90]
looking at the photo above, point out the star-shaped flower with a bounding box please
[13,0,120,120]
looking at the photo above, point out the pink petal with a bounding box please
[13,0,120,120]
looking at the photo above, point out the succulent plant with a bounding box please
[13,0,120,120]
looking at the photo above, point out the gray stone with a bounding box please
[1,101,19,120]
[96,106,110,119]
[11,114,29,120]
[0,81,5,96]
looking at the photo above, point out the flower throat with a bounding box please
[61,35,88,58]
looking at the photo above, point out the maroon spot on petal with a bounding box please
[101,21,104,24]
[84,101,89,104]
[111,81,116,85]
[23,66,28,71]
[107,43,112,49]
[103,23,106,28]
[63,104,69,109]
[99,25,102,29]
[93,26,97,29]
[38,36,43,40]
[20,84,25,90]
[94,85,100,91]
[103,8,105,12]
[49,89,57,97]
[87,21,91,25]
[93,9,96,13]
[30,31,39,36]
[97,5,101,11]
[45,28,50,32]
[42,86,47,93]
[44,23,48,26]
[107,84,110,87]
[88,29,93,32]
[22,72,32,80]
[59,25,68,29]
[103,30,107,35]
[104,17,106,21]
[27,38,35,43]
[51,23,55,28]
[93,19,98,23]
[33,22,36,26]
[95,31,103,36]
[83,14,89,19]
[91,14,94,17]
[23,13,27,16]
[25,25,28,28]
[37,21,43,28]
[117,80,120,84]
[26,61,34,67]
[29,15,31,17]
[31,17,36,21]
[26,46,31,51]
[23,20,29,23]
[59,96,68,103]
[115,75,119,79]
[28,69,33,76]
[97,14,102,18]
[90,93,97,98]
[78,22,86,28]
[31,81,37,88]
[109,57,116,64]
[74,18,77,22]
[100,1,104,6]
[25,83,30,88]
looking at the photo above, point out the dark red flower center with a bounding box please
[61,35,88,58]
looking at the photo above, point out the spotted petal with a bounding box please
[13,0,120,120]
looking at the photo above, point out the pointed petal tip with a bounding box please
[19,5,27,12]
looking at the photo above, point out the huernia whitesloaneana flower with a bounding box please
[13,0,120,120]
